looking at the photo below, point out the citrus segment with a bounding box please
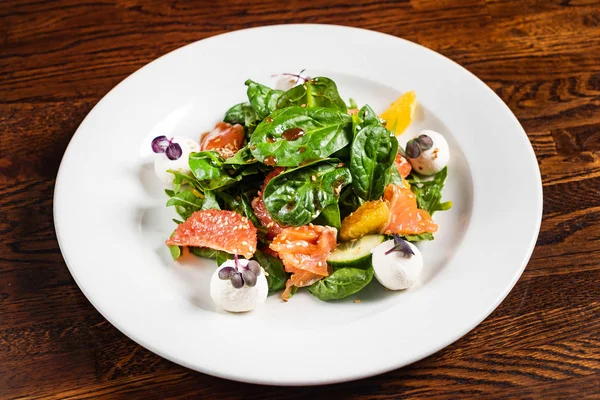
[382,184,438,235]
[395,153,412,178]
[379,91,416,135]
[340,200,390,241]
[166,209,257,259]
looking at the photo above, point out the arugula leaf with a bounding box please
[253,250,288,295]
[169,245,181,260]
[308,267,374,301]
[276,77,347,112]
[263,159,352,226]
[350,125,398,200]
[165,189,205,220]
[245,80,284,119]
[250,106,353,167]
[165,188,220,220]
[188,151,240,190]
[407,167,452,215]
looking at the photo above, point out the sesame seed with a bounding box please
[311,175,317,182]
[242,241,248,245]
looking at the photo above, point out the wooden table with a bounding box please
[2,1,599,398]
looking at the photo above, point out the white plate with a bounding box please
[54,24,542,385]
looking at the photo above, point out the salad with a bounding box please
[152,73,452,312]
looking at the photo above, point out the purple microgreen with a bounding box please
[384,235,415,258]
[241,269,257,287]
[405,139,422,159]
[165,142,182,160]
[247,260,261,276]
[275,69,310,85]
[151,135,170,153]
[416,134,434,151]
[218,266,236,280]
[230,272,244,289]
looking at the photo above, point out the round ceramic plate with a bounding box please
[54,24,542,385]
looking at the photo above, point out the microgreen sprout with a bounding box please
[384,235,415,258]
[218,254,261,289]
[151,135,182,160]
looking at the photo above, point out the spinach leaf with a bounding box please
[245,80,283,119]
[276,77,347,112]
[188,151,240,190]
[407,167,452,215]
[250,106,353,167]
[224,102,261,135]
[338,187,365,220]
[253,250,288,295]
[313,202,341,230]
[350,125,398,200]
[308,267,374,301]
[191,247,234,266]
[263,159,352,226]
[358,104,380,127]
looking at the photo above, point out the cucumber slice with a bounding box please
[328,234,385,269]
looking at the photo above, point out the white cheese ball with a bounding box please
[154,136,200,183]
[210,259,268,313]
[372,239,423,290]
[407,130,450,176]
[275,75,302,91]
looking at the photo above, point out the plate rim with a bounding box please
[53,23,543,386]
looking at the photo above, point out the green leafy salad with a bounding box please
[152,73,452,312]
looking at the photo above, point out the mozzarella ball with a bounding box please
[210,260,268,312]
[154,136,200,183]
[275,75,301,91]
[371,239,423,290]
[407,130,450,176]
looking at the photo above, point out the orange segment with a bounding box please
[379,91,416,136]
[270,225,337,301]
[340,200,390,241]
[166,209,257,259]
[382,184,438,235]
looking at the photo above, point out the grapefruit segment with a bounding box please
[395,153,412,178]
[166,209,257,259]
[382,184,438,235]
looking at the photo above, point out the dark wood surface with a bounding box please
[2,0,600,398]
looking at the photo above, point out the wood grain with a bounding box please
[1,0,599,398]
